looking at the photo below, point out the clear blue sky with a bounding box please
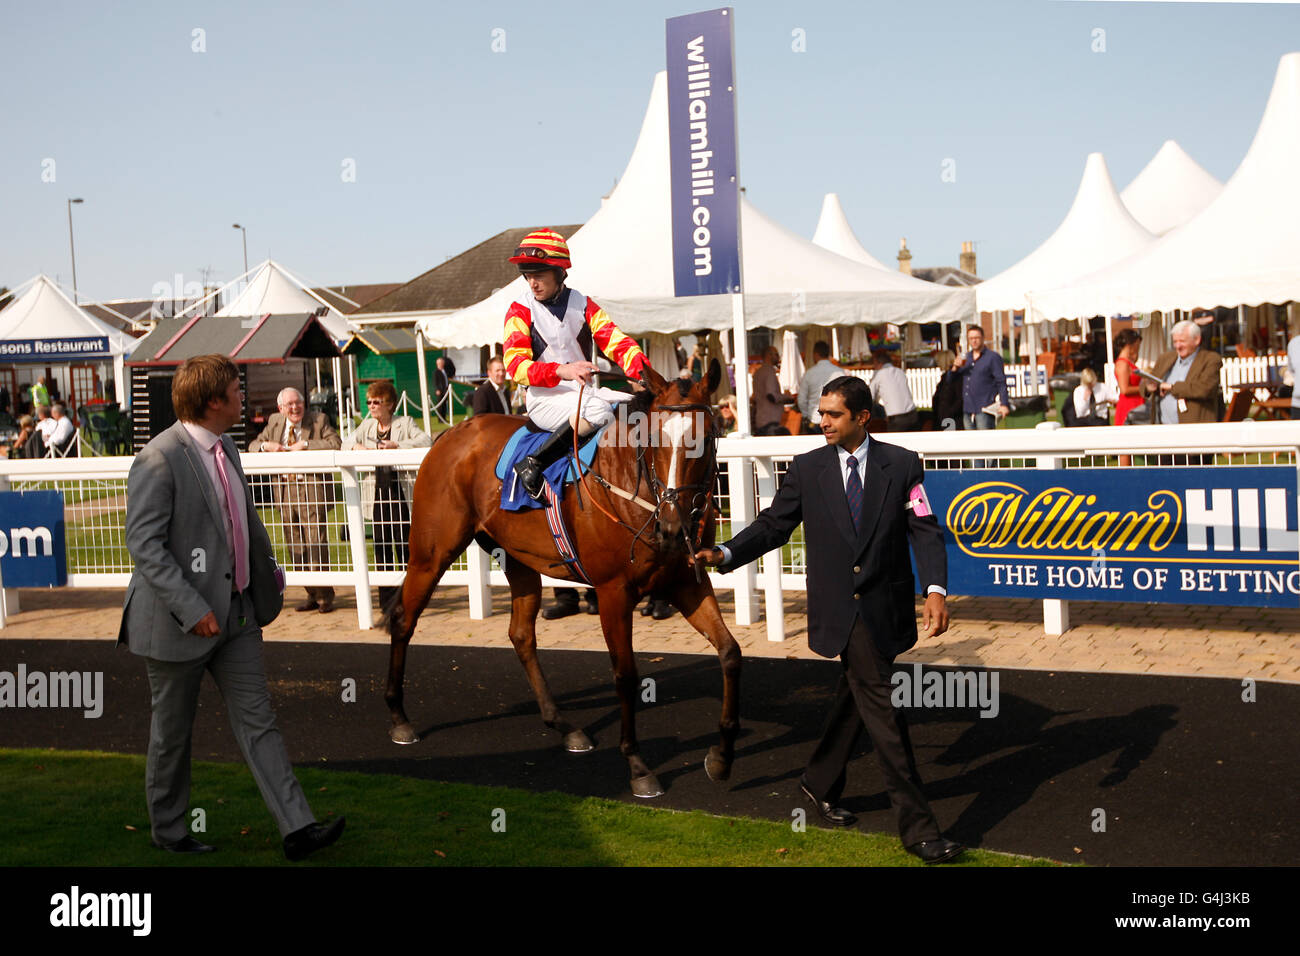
[3,0,1297,302]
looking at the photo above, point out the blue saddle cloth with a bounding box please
[497,425,606,511]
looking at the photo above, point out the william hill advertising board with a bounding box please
[924,467,1299,608]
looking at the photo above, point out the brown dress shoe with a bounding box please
[295,590,319,612]
[317,597,335,614]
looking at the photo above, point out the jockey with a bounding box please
[503,229,651,500]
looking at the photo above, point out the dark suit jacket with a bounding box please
[1146,348,1223,424]
[470,381,510,417]
[720,440,946,659]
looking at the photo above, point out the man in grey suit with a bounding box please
[119,354,345,859]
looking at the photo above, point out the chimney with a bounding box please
[897,238,912,276]
[959,241,976,276]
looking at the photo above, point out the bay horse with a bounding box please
[385,360,741,797]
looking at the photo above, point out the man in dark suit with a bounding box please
[250,388,342,612]
[470,356,511,417]
[696,375,963,864]
[120,354,344,859]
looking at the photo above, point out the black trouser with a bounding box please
[886,410,919,432]
[804,615,942,846]
[373,478,410,608]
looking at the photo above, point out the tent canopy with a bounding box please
[811,193,890,270]
[1120,140,1223,236]
[207,260,356,341]
[1033,52,1300,320]
[420,73,973,348]
[0,275,134,361]
[975,153,1156,314]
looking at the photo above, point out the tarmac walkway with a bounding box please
[4,586,1298,684]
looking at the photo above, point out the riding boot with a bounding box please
[514,422,575,501]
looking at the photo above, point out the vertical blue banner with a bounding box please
[666,8,742,297]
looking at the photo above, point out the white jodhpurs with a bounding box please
[524,381,630,432]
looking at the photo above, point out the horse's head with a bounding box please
[632,359,722,546]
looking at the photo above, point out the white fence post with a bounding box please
[337,463,374,630]
[466,541,492,619]
[728,456,759,625]
[754,455,785,642]
[1034,421,1070,635]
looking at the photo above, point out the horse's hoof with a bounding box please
[390,723,419,745]
[631,774,665,799]
[564,730,594,753]
[704,745,732,782]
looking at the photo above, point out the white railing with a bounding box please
[2,420,1298,637]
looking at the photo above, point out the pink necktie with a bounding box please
[213,440,250,592]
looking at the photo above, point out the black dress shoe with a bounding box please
[650,599,675,620]
[283,816,346,862]
[905,838,965,864]
[799,778,857,827]
[542,602,581,620]
[152,835,216,854]
[294,593,319,612]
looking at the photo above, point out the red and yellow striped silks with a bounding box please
[502,295,648,387]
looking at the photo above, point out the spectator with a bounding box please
[250,387,342,613]
[951,325,1010,429]
[715,395,739,434]
[688,343,708,383]
[931,350,964,431]
[797,340,840,434]
[752,346,790,436]
[48,403,76,454]
[868,350,918,431]
[34,405,55,445]
[674,338,688,371]
[31,376,50,410]
[1113,330,1144,426]
[471,357,512,416]
[1068,368,1116,426]
[343,381,432,610]
[6,415,40,458]
[1145,320,1222,424]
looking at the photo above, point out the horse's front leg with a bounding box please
[597,581,662,797]
[670,570,742,782]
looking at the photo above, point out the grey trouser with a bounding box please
[144,592,315,843]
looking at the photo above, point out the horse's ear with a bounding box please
[706,359,722,395]
[640,361,669,393]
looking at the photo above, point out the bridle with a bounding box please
[574,380,718,576]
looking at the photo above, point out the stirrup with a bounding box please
[514,457,546,500]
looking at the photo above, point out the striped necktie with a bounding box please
[845,454,863,533]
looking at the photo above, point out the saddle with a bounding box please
[496,424,606,512]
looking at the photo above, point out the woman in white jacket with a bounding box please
[344,381,432,608]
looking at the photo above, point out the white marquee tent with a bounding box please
[1032,52,1300,322]
[176,259,357,342]
[1120,140,1223,237]
[810,193,890,271]
[975,152,1157,316]
[0,274,133,408]
[419,72,974,350]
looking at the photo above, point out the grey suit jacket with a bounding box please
[118,421,281,662]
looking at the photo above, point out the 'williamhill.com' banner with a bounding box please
[925,467,1299,608]
[666,8,741,297]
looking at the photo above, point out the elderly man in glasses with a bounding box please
[250,387,342,613]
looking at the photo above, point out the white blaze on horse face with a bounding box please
[658,411,697,534]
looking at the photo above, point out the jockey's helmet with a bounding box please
[509,228,572,274]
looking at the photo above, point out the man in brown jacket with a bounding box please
[250,387,342,612]
[1145,320,1223,424]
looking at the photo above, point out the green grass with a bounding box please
[0,749,1060,867]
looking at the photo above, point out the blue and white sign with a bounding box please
[0,337,110,362]
[0,491,67,587]
[666,8,742,297]
[925,466,1299,608]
